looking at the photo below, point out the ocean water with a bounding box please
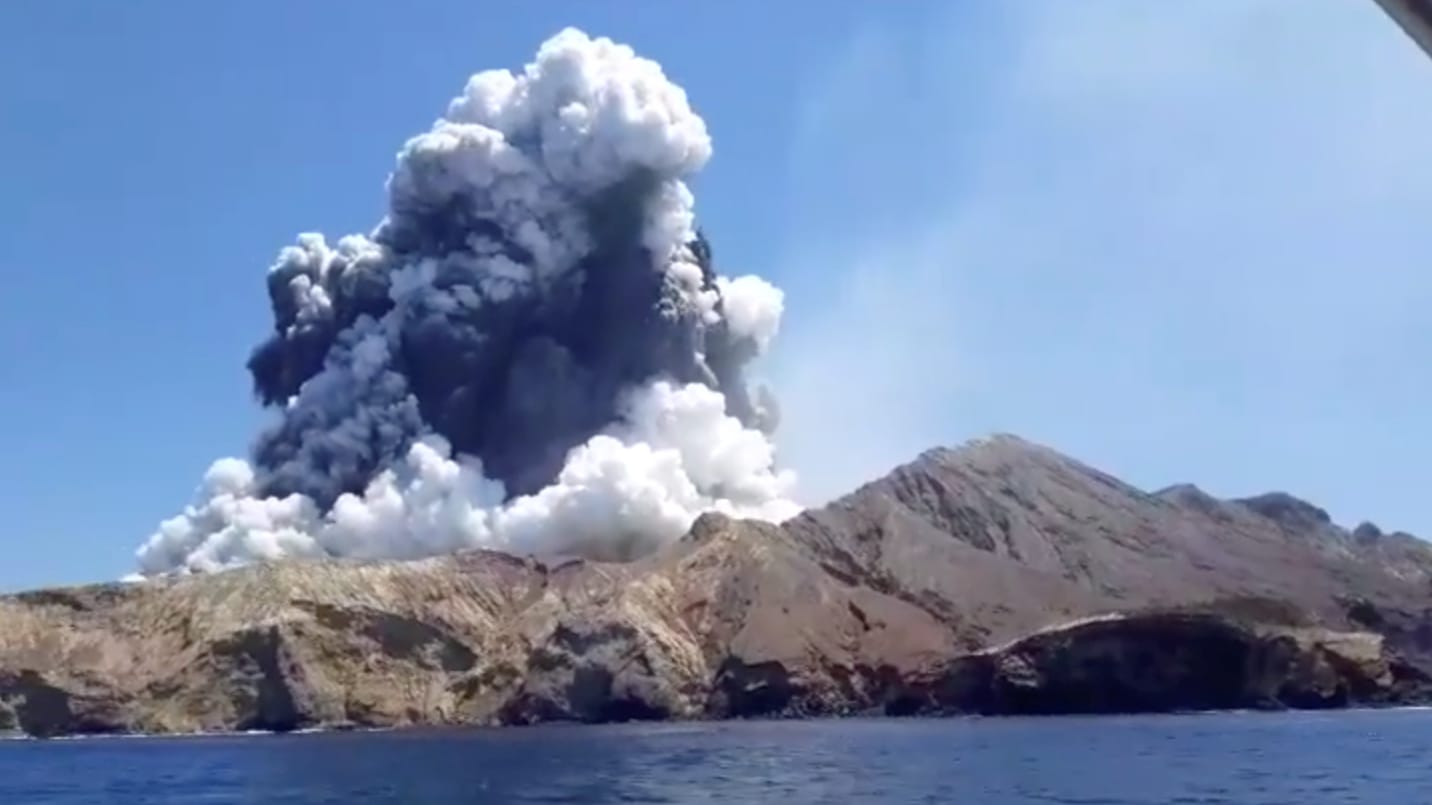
[3,710,1431,804]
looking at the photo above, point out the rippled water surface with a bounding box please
[4,709,1431,803]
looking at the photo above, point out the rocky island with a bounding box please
[4,434,1430,738]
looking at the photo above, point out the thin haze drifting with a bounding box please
[773,0,1432,539]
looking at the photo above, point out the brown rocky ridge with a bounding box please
[3,434,1430,737]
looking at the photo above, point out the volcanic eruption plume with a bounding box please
[135,28,798,576]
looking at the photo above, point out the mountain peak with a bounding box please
[916,432,1035,461]
[1152,483,1226,515]
[1353,521,1385,542]
[1233,492,1334,531]
[919,432,1072,465]
[1153,482,1211,501]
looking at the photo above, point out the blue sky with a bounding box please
[1,1,1429,591]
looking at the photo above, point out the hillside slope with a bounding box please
[785,435,1432,659]
[3,435,1429,736]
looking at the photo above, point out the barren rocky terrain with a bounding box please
[4,434,1430,737]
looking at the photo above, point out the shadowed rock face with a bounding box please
[3,434,1432,736]
[887,613,1431,717]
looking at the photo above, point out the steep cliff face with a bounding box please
[3,434,1430,737]
[783,435,1432,662]
[0,517,958,735]
[894,613,1431,717]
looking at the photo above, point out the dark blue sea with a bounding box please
[3,709,1430,804]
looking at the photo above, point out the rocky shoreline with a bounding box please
[2,594,1423,739]
[6,435,1432,738]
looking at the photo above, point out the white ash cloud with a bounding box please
[135,28,797,576]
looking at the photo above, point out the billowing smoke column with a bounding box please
[135,28,797,576]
